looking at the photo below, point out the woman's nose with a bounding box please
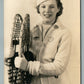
[45,7,50,13]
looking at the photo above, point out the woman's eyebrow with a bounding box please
[49,4,55,6]
[41,3,56,5]
[50,3,56,6]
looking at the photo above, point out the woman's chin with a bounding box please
[42,19,54,24]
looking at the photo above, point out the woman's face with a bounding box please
[39,0,59,24]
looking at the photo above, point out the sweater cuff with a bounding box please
[28,61,40,76]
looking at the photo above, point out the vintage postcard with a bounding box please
[4,0,80,84]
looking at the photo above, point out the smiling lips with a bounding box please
[44,13,52,18]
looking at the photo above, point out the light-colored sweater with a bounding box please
[28,20,72,84]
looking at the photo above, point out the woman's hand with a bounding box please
[14,55,29,71]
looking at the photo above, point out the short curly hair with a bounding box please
[36,0,63,22]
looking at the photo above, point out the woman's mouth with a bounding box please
[44,13,52,18]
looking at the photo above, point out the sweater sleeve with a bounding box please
[38,30,72,76]
[28,29,72,76]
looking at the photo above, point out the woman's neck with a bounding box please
[42,19,56,25]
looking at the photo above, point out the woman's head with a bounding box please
[36,0,63,23]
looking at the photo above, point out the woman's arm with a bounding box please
[28,30,72,76]
[14,28,72,76]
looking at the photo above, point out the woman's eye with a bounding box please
[49,5,55,8]
[41,5,46,8]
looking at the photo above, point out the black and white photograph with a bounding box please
[4,0,80,84]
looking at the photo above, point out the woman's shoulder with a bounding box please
[56,20,71,32]
[53,21,72,38]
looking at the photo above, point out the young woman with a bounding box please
[14,0,71,84]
